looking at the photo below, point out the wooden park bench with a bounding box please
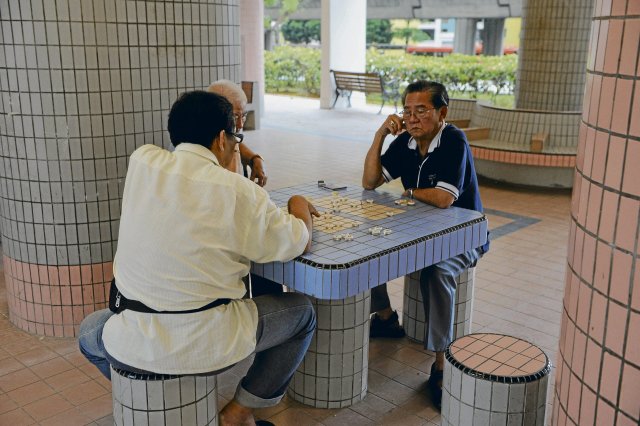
[330,70,400,114]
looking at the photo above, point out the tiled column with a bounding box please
[453,18,478,55]
[481,18,505,56]
[319,0,366,109]
[515,0,595,111]
[552,1,640,425]
[239,0,264,116]
[288,292,370,408]
[0,0,240,336]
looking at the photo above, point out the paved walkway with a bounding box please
[0,95,571,425]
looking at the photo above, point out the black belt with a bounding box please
[108,278,231,314]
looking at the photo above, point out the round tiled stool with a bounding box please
[403,267,475,342]
[110,367,218,425]
[442,333,551,426]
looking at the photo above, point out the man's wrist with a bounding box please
[249,154,263,167]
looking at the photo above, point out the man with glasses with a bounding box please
[362,80,489,409]
[78,91,319,425]
[208,79,284,297]
[207,79,267,187]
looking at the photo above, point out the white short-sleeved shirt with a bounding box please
[102,143,309,374]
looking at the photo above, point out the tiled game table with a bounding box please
[251,183,488,408]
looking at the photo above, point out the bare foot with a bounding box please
[219,400,256,426]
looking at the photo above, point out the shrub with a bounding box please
[264,46,321,96]
[265,46,517,99]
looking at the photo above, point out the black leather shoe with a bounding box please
[369,311,406,338]
[427,363,443,410]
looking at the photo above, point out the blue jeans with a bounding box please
[371,249,481,351]
[78,292,316,408]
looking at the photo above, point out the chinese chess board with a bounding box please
[280,194,406,234]
[310,195,405,221]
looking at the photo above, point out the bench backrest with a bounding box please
[331,70,383,94]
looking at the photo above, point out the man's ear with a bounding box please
[439,105,448,121]
[211,130,226,153]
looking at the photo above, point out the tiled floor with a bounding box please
[0,95,572,425]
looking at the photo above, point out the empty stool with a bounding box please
[403,267,475,342]
[442,333,551,426]
[111,367,218,425]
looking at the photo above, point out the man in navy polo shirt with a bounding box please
[362,80,489,409]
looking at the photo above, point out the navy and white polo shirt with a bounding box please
[381,123,489,253]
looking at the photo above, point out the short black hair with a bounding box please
[167,90,235,148]
[402,80,449,109]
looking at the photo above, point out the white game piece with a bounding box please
[394,199,402,205]
[383,229,392,236]
[386,212,394,217]
[407,200,416,206]
[345,234,353,241]
[366,199,374,204]
[333,234,343,241]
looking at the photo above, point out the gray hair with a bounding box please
[206,79,247,107]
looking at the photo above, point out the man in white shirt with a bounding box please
[78,90,318,425]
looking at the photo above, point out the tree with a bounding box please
[367,19,393,45]
[264,0,302,49]
[394,20,431,48]
[282,20,321,44]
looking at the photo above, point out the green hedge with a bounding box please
[264,46,321,96]
[265,46,517,99]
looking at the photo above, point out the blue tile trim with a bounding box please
[484,208,541,239]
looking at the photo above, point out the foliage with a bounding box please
[264,46,518,101]
[264,46,321,96]
[367,20,393,45]
[366,49,517,99]
[265,0,299,14]
[393,20,430,47]
[282,20,321,44]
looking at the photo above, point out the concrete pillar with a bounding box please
[453,18,478,55]
[552,2,640,425]
[239,0,265,117]
[515,0,595,111]
[481,18,505,56]
[0,0,241,336]
[320,0,366,109]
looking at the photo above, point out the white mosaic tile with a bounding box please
[110,367,218,426]
[443,334,551,425]
[403,267,476,343]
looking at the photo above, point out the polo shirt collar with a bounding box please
[174,143,221,166]
[407,121,447,154]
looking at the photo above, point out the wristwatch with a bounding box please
[408,188,414,199]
